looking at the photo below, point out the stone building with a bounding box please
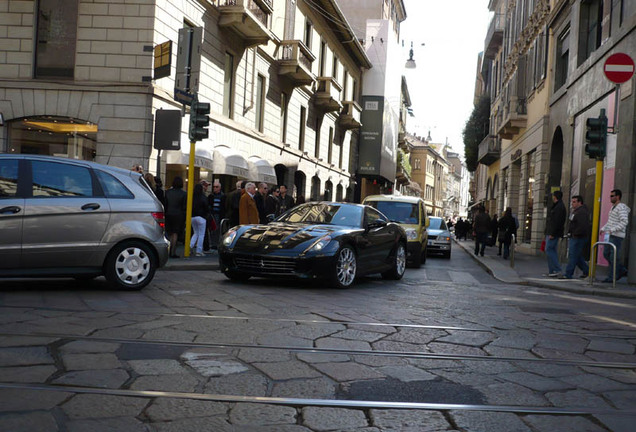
[0,0,371,201]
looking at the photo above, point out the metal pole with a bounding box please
[510,234,515,268]
[184,140,195,258]
[589,159,603,278]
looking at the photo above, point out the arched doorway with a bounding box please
[548,127,564,198]
[324,180,333,201]
[336,183,344,202]
[310,175,321,201]
[274,164,288,187]
[294,170,306,201]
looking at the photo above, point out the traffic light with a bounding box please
[189,98,210,142]
[584,109,607,160]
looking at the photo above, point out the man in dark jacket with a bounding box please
[545,190,567,277]
[226,180,245,228]
[561,195,590,279]
[254,182,269,224]
[208,180,226,249]
[472,206,491,257]
[279,184,295,214]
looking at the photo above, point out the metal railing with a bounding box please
[509,234,515,268]
[590,241,617,290]
[280,40,313,70]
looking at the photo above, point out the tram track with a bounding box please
[2,331,635,369]
[2,303,636,340]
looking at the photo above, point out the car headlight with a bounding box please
[304,235,332,253]
[405,228,418,241]
[222,228,239,247]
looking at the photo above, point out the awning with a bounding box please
[165,146,214,171]
[248,156,277,184]
[213,146,249,178]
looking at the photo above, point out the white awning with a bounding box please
[165,146,214,171]
[213,146,249,178]
[248,156,277,184]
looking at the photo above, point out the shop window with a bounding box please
[524,152,535,243]
[8,117,97,161]
[35,0,79,79]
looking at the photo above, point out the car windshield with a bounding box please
[428,218,447,230]
[277,203,363,227]
[367,201,418,224]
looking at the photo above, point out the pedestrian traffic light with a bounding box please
[189,98,210,142]
[584,109,607,160]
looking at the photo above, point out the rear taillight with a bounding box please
[152,212,165,230]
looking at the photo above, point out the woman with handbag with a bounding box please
[499,207,516,259]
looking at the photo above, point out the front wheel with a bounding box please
[382,242,406,280]
[410,246,422,268]
[104,241,157,290]
[330,246,357,288]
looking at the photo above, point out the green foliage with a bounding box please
[463,96,490,172]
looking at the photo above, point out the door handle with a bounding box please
[81,203,101,211]
[0,206,21,215]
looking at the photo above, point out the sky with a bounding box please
[400,0,492,156]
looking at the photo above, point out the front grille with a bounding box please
[233,255,297,274]
[428,235,438,241]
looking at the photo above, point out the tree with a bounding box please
[463,96,490,172]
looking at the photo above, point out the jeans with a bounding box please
[474,232,488,255]
[503,242,510,259]
[545,236,562,274]
[190,216,207,254]
[564,237,589,278]
[603,235,627,280]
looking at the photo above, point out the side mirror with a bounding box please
[367,218,387,230]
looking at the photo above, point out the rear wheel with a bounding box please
[104,241,156,290]
[382,242,406,280]
[330,246,357,288]
[410,246,422,268]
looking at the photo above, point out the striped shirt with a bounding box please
[601,202,630,238]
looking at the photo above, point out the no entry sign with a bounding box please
[604,53,635,84]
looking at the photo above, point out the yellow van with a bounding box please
[362,195,429,267]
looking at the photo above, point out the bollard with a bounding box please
[590,241,617,290]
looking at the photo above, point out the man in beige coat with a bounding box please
[239,182,259,225]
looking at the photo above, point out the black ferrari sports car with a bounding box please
[218,202,407,288]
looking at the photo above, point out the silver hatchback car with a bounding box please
[0,155,169,289]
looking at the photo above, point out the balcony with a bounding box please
[497,97,527,139]
[477,135,500,165]
[396,148,412,185]
[314,77,342,113]
[278,40,315,86]
[218,0,274,47]
[338,101,362,130]
[484,14,504,59]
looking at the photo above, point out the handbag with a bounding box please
[540,238,546,252]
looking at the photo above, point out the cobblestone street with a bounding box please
[1,249,636,431]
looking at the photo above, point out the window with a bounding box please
[554,27,569,91]
[327,127,334,164]
[96,170,134,199]
[364,206,388,225]
[299,106,306,151]
[304,19,313,49]
[352,79,358,102]
[338,139,344,169]
[0,159,19,198]
[223,53,234,118]
[35,0,79,79]
[314,119,321,158]
[32,161,93,197]
[281,93,288,143]
[319,41,327,77]
[255,74,265,132]
[578,0,602,65]
[332,54,339,80]
[534,28,547,85]
[342,73,349,100]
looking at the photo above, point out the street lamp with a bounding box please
[405,42,416,69]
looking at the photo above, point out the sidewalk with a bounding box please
[162,243,220,271]
[454,238,636,299]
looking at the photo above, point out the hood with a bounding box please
[427,228,449,237]
[233,222,338,252]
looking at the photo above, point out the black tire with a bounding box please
[410,246,422,268]
[444,250,451,259]
[104,241,157,290]
[421,245,427,264]
[329,245,357,289]
[382,242,407,280]
[224,270,251,282]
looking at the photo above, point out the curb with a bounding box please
[454,239,636,299]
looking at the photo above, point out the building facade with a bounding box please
[0,0,371,201]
